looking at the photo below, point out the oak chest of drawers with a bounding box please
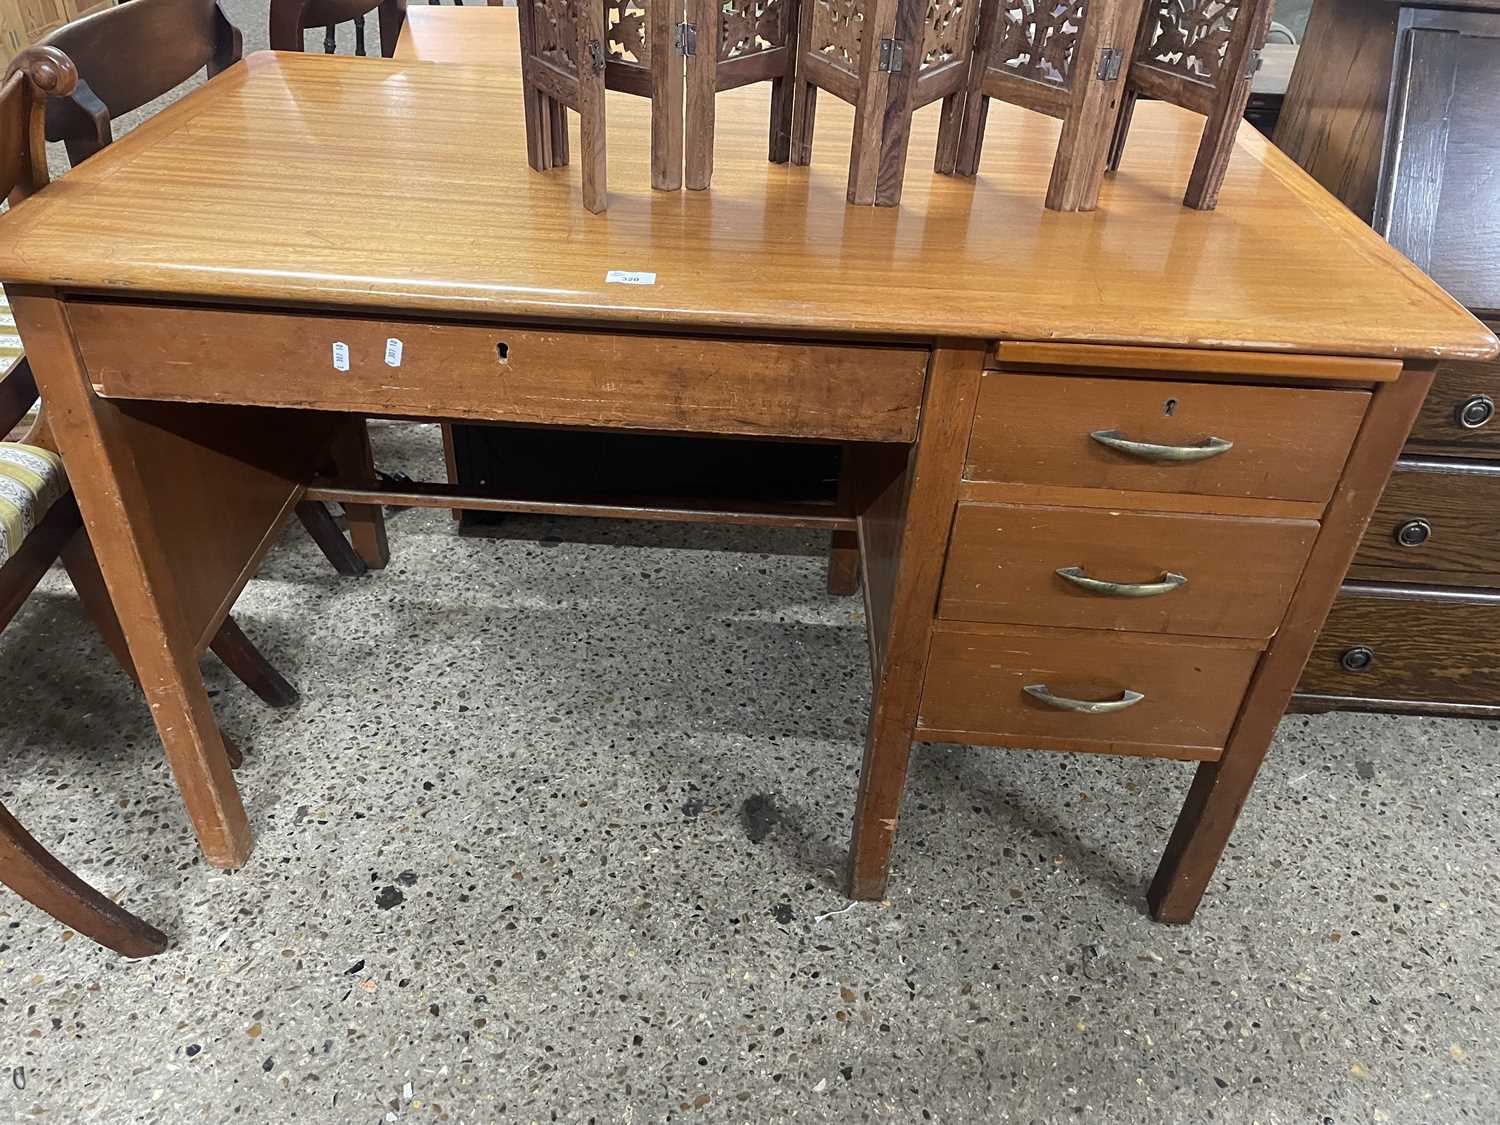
[1279,0,1500,716]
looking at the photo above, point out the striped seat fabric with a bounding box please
[0,287,19,369]
[0,443,67,567]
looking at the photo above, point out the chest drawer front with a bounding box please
[966,373,1368,504]
[1406,349,1500,455]
[918,625,1261,760]
[939,503,1318,640]
[67,301,928,443]
[1298,587,1500,706]
[1352,460,1500,583]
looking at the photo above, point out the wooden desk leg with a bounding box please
[331,417,388,569]
[828,444,861,595]
[847,344,984,900]
[1148,368,1436,923]
[11,292,252,869]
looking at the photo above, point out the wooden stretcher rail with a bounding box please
[306,481,857,531]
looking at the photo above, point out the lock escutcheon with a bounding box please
[1395,518,1432,548]
[1340,646,1375,672]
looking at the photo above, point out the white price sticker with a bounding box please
[384,338,403,367]
[332,341,350,372]
[605,270,657,285]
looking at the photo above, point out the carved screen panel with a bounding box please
[809,0,865,76]
[988,0,1085,87]
[606,0,653,69]
[920,0,978,71]
[720,0,792,61]
[532,0,580,72]
[1137,0,1240,84]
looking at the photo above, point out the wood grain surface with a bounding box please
[938,502,1318,639]
[0,10,1491,360]
[964,372,1370,504]
[1351,457,1500,581]
[1407,335,1500,456]
[69,300,928,441]
[917,622,1261,760]
[1298,583,1500,705]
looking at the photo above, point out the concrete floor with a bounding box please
[2,421,1498,1125]
[6,5,1500,1122]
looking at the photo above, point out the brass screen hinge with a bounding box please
[1243,47,1264,79]
[675,21,697,56]
[878,38,905,73]
[586,40,606,72]
[1097,47,1123,81]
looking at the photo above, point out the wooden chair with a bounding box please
[0,48,170,957]
[269,0,409,58]
[36,0,381,577]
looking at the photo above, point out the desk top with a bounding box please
[0,12,1490,362]
[393,5,511,65]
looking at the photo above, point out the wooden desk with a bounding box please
[1,16,1491,923]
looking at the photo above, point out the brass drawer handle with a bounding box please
[1023,684,1146,714]
[1089,429,1234,462]
[1056,566,1187,598]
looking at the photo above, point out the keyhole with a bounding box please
[1164,398,1178,417]
[496,342,510,364]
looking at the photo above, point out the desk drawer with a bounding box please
[68,300,928,443]
[916,624,1261,760]
[1352,459,1500,584]
[939,503,1317,639]
[965,373,1368,505]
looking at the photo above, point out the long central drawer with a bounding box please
[66,300,929,443]
[939,502,1318,639]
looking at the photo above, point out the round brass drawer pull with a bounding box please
[1056,566,1187,598]
[1456,394,1495,430]
[1394,518,1432,548]
[1023,684,1146,714]
[1089,429,1234,463]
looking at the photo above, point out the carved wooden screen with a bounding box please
[951,0,1147,211]
[516,0,599,207]
[516,0,682,211]
[1107,0,1274,210]
[684,0,802,189]
[867,0,983,205]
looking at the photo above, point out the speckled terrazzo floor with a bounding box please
[1,422,1497,1125]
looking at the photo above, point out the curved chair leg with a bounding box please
[209,617,300,708]
[295,500,369,576]
[0,801,168,957]
[220,732,245,770]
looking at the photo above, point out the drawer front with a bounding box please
[939,504,1318,639]
[1407,346,1500,455]
[966,373,1368,504]
[68,300,928,443]
[1352,460,1500,582]
[1299,588,1500,706]
[917,624,1262,760]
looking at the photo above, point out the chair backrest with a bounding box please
[35,0,241,164]
[0,47,73,446]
